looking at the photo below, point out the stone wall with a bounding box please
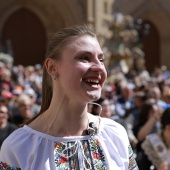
[0,0,85,65]
[112,0,170,70]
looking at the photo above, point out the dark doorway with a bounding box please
[140,21,160,73]
[2,8,47,66]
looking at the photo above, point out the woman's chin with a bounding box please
[87,92,101,101]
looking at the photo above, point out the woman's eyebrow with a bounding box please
[77,51,104,57]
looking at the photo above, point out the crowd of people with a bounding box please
[91,65,170,170]
[0,63,42,147]
[0,25,170,169]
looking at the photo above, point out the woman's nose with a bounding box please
[90,63,105,73]
[90,64,107,79]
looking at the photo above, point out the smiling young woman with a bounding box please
[0,25,138,170]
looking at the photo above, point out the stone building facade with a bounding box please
[0,0,170,71]
[112,0,170,72]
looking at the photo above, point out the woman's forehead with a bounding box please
[64,35,102,52]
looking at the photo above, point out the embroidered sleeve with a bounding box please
[128,145,139,170]
[0,162,21,170]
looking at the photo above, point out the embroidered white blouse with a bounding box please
[0,118,138,170]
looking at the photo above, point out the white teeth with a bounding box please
[85,79,99,83]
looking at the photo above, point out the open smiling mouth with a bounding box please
[84,78,100,87]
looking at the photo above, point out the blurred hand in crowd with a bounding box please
[151,104,163,121]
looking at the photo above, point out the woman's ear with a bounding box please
[45,58,58,79]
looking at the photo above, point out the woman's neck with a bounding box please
[29,101,91,137]
[42,107,89,136]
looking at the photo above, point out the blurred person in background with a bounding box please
[0,67,11,90]
[10,94,33,126]
[149,86,166,108]
[1,90,13,118]
[32,64,43,105]
[1,91,13,108]
[142,107,170,170]
[0,103,17,148]
[124,91,147,125]
[91,96,127,130]
[162,87,170,104]
[115,81,135,118]
[124,91,147,148]
[91,97,112,118]
[10,66,23,89]
[23,66,35,87]
[23,86,41,116]
[33,64,43,90]
[9,85,23,114]
[133,102,162,170]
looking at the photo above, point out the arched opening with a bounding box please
[140,20,160,72]
[2,8,47,66]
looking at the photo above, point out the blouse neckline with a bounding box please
[24,116,103,142]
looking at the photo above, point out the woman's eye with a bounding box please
[99,58,105,63]
[78,56,89,61]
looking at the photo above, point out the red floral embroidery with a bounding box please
[2,162,8,168]
[54,139,108,169]
[59,156,68,163]
[92,152,101,159]
[54,143,62,148]
[0,162,21,170]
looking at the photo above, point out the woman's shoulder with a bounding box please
[0,125,55,165]
[99,117,128,139]
[0,125,55,169]
[88,113,125,130]
[100,117,126,130]
[0,126,31,165]
[3,126,26,139]
[1,125,52,153]
[88,113,126,134]
[98,118,130,160]
[2,124,58,144]
[1,126,34,150]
